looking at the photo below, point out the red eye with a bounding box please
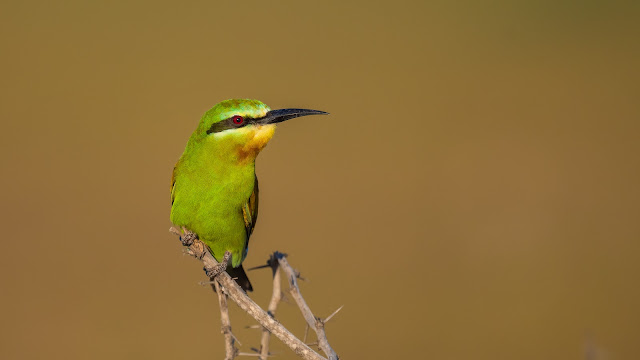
[232,115,244,125]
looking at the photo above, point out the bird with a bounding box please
[170,99,328,291]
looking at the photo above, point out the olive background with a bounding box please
[1,1,639,359]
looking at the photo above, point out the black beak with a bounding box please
[258,108,328,125]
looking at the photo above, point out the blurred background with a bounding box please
[1,1,639,359]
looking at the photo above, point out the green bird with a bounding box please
[170,99,327,291]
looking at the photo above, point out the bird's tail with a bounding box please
[227,265,253,291]
[222,265,253,292]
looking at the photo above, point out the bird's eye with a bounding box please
[232,115,244,126]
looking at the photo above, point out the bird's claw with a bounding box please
[180,230,197,247]
[205,263,226,278]
[204,251,232,278]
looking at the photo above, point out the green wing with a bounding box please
[241,175,259,240]
[170,166,177,205]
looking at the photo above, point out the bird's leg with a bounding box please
[179,227,197,246]
[170,226,198,247]
[205,251,232,278]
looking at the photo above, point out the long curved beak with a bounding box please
[258,108,329,124]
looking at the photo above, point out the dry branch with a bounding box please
[214,280,239,360]
[259,255,282,360]
[276,254,338,360]
[170,227,337,360]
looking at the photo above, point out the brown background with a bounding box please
[1,1,639,359]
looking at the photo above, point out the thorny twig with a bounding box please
[259,255,282,360]
[170,227,339,360]
[214,281,239,360]
[275,252,339,360]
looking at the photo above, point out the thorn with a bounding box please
[303,324,310,343]
[245,325,262,329]
[324,305,344,323]
[247,263,271,271]
[305,341,319,346]
[251,348,277,355]
[293,269,308,282]
[242,349,275,357]
[248,252,284,278]
[230,332,242,346]
[238,352,267,357]
[222,325,241,346]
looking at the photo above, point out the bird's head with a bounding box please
[195,99,327,163]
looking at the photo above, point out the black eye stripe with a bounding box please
[206,115,262,134]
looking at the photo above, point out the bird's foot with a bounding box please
[180,229,198,247]
[169,226,198,247]
[205,251,232,278]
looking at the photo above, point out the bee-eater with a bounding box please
[170,99,327,291]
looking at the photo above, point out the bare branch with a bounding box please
[170,227,329,360]
[275,253,338,360]
[259,256,282,360]
[214,280,239,360]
